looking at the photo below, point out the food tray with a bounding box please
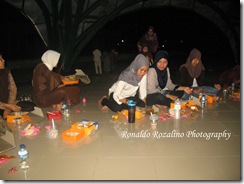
[62,75,79,85]
[62,128,85,142]
[72,120,99,136]
[7,113,33,124]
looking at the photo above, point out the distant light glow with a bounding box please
[121,40,124,43]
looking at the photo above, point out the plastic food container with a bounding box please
[7,113,33,124]
[46,111,62,120]
[170,103,186,109]
[121,110,145,119]
[62,75,79,85]
[207,95,217,104]
[72,120,99,136]
[62,128,85,142]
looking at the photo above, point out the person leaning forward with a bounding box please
[32,50,80,110]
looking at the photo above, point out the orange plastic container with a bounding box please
[233,92,240,97]
[72,120,98,136]
[207,95,217,104]
[121,110,145,119]
[170,103,186,109]
[7,115,22,123]
[62,128,85,142]
[61,76,79,85]
[7,114,33,123]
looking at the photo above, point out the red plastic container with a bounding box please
[46,111,62,120]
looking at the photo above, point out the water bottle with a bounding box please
[18,144,29,170]
[61,100,67,111]
[174,98,181,119]
[223,89,228,102]
[61,101,70,117]
[127,100,136,123]
[201,94,206,108]
[198,93,203,101]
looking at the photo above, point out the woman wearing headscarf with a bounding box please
[146,50,192,108]
[137,26,159,57]
[0,53,21,118]
[98,54,149,112]
[139,43,154,66]
[179,48,221,96]
[32,50,80,109]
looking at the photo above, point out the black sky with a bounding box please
[95,7,232,54]
[0,1,239,71]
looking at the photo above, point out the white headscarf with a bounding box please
[41,50,61,71]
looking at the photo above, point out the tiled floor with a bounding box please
[0,72,241,181]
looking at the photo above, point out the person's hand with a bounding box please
[63,76,71,82]
[3,104,21,119]
[193,88,203,94]
[120,99,128,104]
[214,84,221,91]
[58,83,66,88]
[3,109,11,119]
[142,98,146,104]
[4,104,21,112]
[166,94,178,101]
[184,87,193,94]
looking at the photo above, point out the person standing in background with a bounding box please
[137,26,159,57]
[93,48,102,74]
[139,43,154,66]
[110,48,118,73]
[0,53,21,119]
[102,50,111,73]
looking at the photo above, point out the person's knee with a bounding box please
[146,93,162,106]
[146,96,154,106]
[112,105,122,112]
[137,101,145,108]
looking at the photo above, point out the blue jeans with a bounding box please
[198,86,218,95]
[182,86,219,100]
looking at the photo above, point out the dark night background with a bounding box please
[0,1,240,86]
[89,7,235,69]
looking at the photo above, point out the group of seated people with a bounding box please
[0,48,240,118]
[0,50,80,119]
[98,48,239,112]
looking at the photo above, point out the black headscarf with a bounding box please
[152,50,169,89]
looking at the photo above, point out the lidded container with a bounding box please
[174,98,181,119]
[127,100,136,123]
